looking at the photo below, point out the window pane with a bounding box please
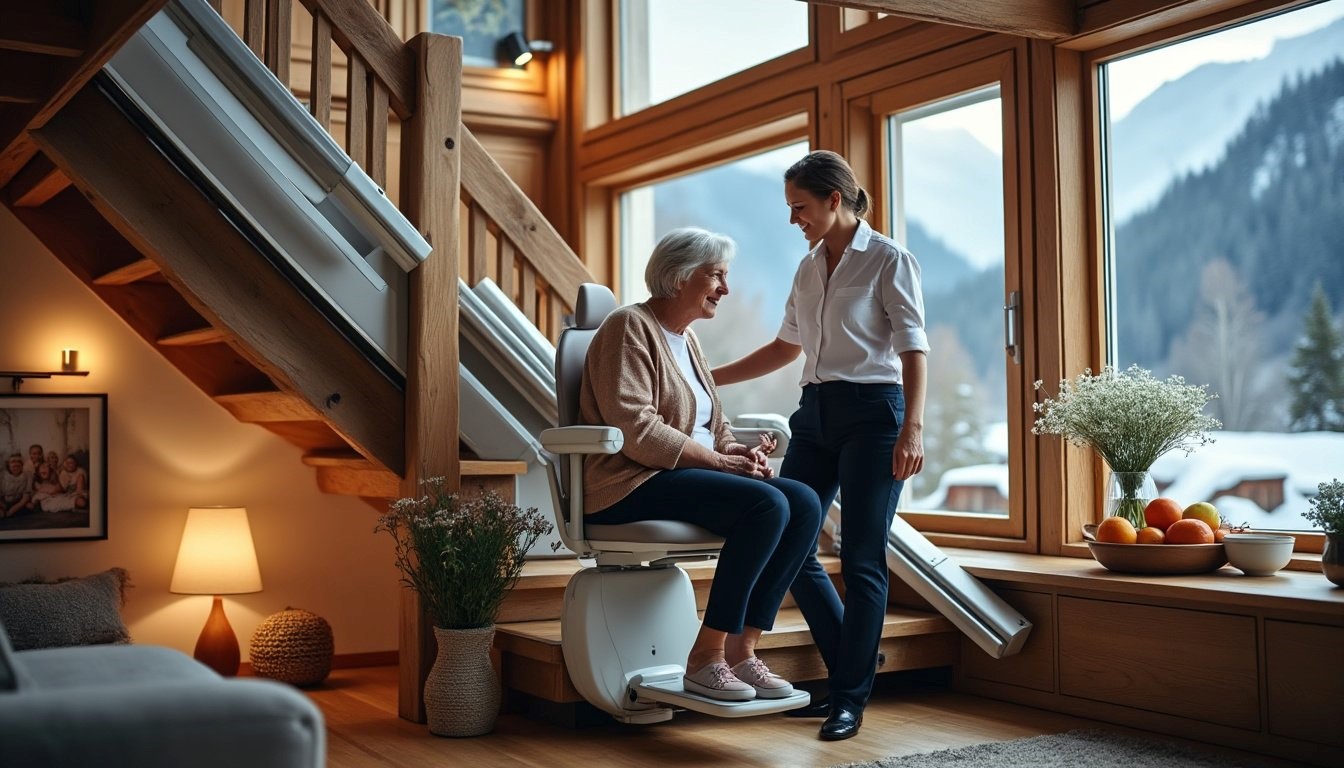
[888,86,1008,516]
[1102,2,1344,532]
[428,0,524,68]
[619,0,808,115]
[619,142,810,421]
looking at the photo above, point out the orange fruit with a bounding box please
[1136,526,1166,545]
[1096,516,1138,544]
[1214,527,1228,543]
[1143,497,1183,531]
[1165,518,1214,544]
[1182,501,1220,531]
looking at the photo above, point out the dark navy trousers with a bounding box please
[782,381,906,710]
[587,469,823,634]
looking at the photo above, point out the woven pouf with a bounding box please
[249,607,334,686]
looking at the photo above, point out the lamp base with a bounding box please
[194,595,241,676]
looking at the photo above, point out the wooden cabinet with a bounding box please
[951,553,1344,766]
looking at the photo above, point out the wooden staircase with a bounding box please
[494,557,960,720]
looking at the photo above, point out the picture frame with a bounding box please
[429,0,526,68]
[0,394,107,542]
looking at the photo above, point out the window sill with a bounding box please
[947,547,1343,620]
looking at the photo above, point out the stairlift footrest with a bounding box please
[629,669,812,718]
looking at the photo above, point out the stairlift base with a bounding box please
[561,566,809,722]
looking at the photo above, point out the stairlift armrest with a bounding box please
[540,425,624,454]
[728,413,790,457]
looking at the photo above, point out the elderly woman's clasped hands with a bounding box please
[719,435,775,479]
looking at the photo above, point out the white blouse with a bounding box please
[660,326,716,450]
[778,219,930,386]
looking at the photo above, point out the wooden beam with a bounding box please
[0,0,168,188]
[0,6,85,57]
[0,52,50,104]
[803,0,1077,39]
[34,83,406,472]
[397,32,463,725]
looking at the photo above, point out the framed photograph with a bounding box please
[0,394,107,542]
[429,0,526,68]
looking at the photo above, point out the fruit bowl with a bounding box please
[1085,540,1227,575]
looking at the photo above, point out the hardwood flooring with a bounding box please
[310,666,1104,767]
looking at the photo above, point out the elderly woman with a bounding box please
[579,227,823,702]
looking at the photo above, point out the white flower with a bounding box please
[1032,364,1221,473]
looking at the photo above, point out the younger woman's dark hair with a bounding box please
[784,150,870,217]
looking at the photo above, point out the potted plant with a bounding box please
[1304,478,1344,586]
[1032,365,1221,530]
[376,477,551,736]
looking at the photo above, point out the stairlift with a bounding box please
[539,284,810,723]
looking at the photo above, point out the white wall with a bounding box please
[0,206,400,659]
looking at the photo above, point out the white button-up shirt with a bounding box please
[777,219,930,386]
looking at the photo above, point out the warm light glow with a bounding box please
[61,348,78,372]
[514,50,533,66]
[170,507,263,595]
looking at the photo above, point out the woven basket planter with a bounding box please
[249,607,333,686]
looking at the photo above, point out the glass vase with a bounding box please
[1106,471,1157,530]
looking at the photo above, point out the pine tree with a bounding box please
[1287,283,1344,431]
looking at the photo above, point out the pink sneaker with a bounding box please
[683,661,756,701]
[730,657,795,699]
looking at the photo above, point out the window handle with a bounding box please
[1003,290,1022,365]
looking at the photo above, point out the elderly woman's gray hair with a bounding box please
[644,227,736,299]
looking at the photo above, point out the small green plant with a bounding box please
[376,478,551,629]
[1304,479,1344,535]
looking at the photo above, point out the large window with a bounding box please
[870,52,1026,539]
[1100,1,1344,532]
[618,0,808,114]
[619,142,810,422]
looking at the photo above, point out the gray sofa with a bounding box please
[0,617,325,768]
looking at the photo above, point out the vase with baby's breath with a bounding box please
[1032,365,1221,529]
[376,478,550,736]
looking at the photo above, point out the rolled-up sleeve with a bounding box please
[882,251,930,355]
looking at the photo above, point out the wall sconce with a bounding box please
[1,349,91,391]
[170,506,263,676]
[497,31,552,67]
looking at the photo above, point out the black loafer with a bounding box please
[819,703,863,741]
[785,695,830,718]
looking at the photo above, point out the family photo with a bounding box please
[0,394,106,542]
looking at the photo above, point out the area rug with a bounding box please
[831,728,1277,768]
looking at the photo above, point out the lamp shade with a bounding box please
[170,507,263,595]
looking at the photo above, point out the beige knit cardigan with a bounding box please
[578,302,735,513]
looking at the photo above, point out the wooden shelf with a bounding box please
[0,370,90,391]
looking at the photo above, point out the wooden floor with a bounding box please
[308,666,1117,768]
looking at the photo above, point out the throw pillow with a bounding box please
[0,568,132,651]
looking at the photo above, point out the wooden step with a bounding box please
[301,450,530,499]
[157,326,229,346]
[92,256,161,285]
[495,605,958,706]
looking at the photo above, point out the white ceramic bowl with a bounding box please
[1223,533,1294,576]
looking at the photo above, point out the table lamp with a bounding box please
[170,506,263,676]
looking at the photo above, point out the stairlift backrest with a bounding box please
[552,284,618,507]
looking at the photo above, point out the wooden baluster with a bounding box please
[468,204,488,286]
[497,238,516,302]
[309,13,332,130]
[265,0,292,84]
[346,56,368,166]
[520,266,537,326]
[368,83,389,189]
[243,0,266,59]
[547,288,564,341]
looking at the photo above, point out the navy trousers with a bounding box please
[782,381,906,710]
[587,469,823,633]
